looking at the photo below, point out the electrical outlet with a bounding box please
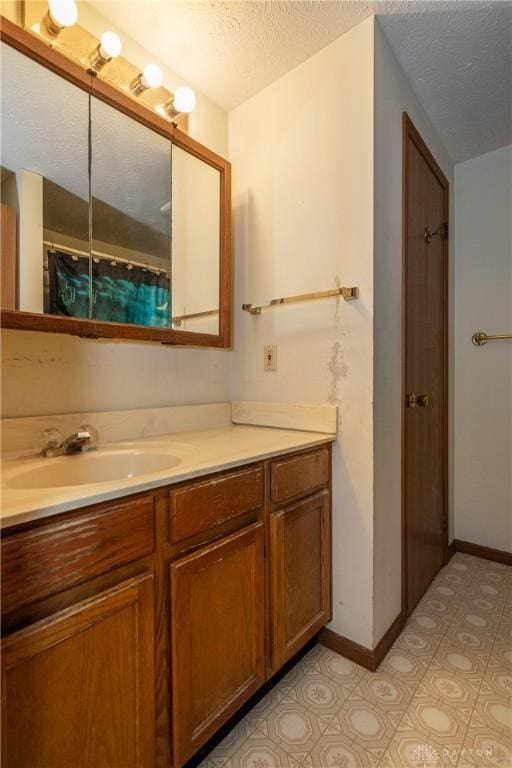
[264,344,277,372]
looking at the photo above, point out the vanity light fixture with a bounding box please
[155,85,196,121]
[89,31,122,70]
[131,64,163,96]
[45,0,78,35]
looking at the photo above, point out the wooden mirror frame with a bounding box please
[0,17,231,348]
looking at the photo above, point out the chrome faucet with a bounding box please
[40,426,98,458]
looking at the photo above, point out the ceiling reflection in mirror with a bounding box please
[0,42,90,317]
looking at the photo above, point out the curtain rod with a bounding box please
[43,240,170,277]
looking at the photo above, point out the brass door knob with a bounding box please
[406,393,431,408]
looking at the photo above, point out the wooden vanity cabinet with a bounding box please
[0,444,332,768]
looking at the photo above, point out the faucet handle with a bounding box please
[78,424,99,450]
[40,428,62,452]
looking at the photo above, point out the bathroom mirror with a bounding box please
[0,19,231,347]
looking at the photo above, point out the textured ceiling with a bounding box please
[91,0,512,162]
[378,3,512,162]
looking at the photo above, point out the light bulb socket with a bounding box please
[164,99,180,119]
[89,44,110,71]
[131,68,162,95]
[44,9,64,35]
[154,101,180,123]
[130,74,147,96]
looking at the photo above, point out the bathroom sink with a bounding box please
[6,449,183,490]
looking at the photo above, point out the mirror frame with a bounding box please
[0,17,231,348]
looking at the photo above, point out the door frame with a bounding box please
[401,113,450,618]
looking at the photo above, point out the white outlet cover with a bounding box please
[264,344,277,372]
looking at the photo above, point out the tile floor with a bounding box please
[200,553,512,768]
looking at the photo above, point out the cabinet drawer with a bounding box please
[170,466,264,543]
[271,448,330,504]
[1,496,155,614]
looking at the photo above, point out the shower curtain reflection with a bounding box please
[48,250,171,328]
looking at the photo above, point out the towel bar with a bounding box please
[242,287,359,315]
[472,331,512,346]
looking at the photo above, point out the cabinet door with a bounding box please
[171,522,265,766]
[270,491,331,669]
[1,574,155,768]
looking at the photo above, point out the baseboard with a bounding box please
[454,539,512,566]
[447,540,456,559]
[373,613,405,668]
[319,628,375,670]
[319,612,404,672]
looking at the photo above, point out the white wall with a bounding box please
[0,2,231,418]
[454,146,512,552]
[373,20,454,644]
[229,18,375,647]
[172,146,220,334]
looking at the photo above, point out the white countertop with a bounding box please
[1,425,335,529]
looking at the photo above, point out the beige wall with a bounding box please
[0,1,231,418]
[372,20,455,645]
[229,18,375,647]
[454,145,512,552]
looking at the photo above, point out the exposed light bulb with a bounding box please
[173,86,196,114]
[99,31,122,60]
[47,0,78,32]
[132,64,163,96]
[156,85,196,122]
[141,64,163,89]
[90,30,122,70]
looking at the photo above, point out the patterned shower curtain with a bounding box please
[48,250,171,328]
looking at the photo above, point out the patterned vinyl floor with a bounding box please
[200,553,512,768]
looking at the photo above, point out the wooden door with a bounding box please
[170,522,265,766]
[403,113,449,615]
[1,574,155,768]
[270,491,331,669]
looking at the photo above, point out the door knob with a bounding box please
[406,393,431,408]
[424,223,448,243]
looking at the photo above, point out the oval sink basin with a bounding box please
[7,450,182,489]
